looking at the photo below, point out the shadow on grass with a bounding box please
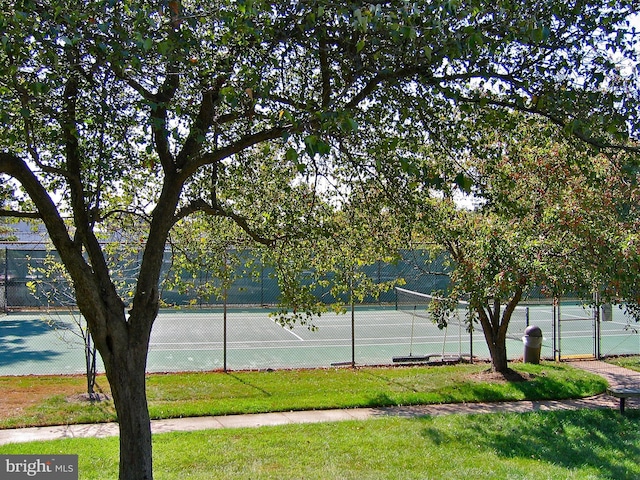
[0,317,62,367]
[363,393,398,408]
[508,372,607,400]
[358,362,606,406]
[449,363,607,403]
[226,373,273,397]
[357,369,423,393]
[421,409,640,479]
[457,376,597,402]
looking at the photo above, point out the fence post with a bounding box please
[2,247,7,313]
[557,299,562,361]
[552,297,558,361]
[223,285,228,372]
[593,292,601,360]
[260,264,264,306]
[469,323,473,364]
[351,298,355,368]
[350,279,355,368]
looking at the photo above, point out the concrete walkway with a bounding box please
[567,359,640,389]
[0,361,638,446]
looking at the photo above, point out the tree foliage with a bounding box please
[0,1,639,478]
[407,114,640,372]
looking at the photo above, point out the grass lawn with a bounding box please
[606,355,640,373]
[0,361,636,479]
[1,409,638,479]
[0,361,607,429]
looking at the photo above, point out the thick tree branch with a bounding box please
[151,104,175,173]
[0,153,85,271]
[0,209,41,219]
[150,65,181,173]
[60,58,118,301]
[175,198,275,247]
[318,34,331,108]
[182,125,289,178]
[457,94,640,153]
[61,67,90,237]
[175,77,227,169]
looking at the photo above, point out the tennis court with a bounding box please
[0,298,638,375]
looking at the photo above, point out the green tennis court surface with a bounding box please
[0,304,638,375]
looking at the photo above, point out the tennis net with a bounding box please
[395,287,530,336]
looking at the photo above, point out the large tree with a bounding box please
[406,115,640,373]
[1,1,638,478]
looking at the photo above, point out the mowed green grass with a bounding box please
[0,362,606,428]
[1,362,637,479]
[1,409,639,479]
[606,355,640,373]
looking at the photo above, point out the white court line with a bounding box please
[150,335,449,347]
[271,318,305,341]
[148,336,476,352]
[148,340,450,352]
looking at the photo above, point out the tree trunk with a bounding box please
[486,332,509,373]
[476,305,510,374]
[103,334,153,480]
[475,291,524,374]
[85,331,97,398]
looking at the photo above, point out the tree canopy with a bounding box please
[1,1,639,478]
[397,113,640,372]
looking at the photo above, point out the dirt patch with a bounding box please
[0,375,111,420]
[67,393,111,403]
[470,368,536,383]
[0,383,78,418]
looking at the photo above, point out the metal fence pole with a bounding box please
[260,265,264,306]
[223,286,228,372]
[469,324,473,364]
[552,297,558,361]
[557,300,562,361]
[351,298,355,368]
[593,292,601,360]
[2,247,7,313]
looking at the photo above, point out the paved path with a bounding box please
[0,361,638,446]
[567,359,640,389]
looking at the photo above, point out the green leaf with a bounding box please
[423,45,432,61]
[341,117,358,132]
[455,172,473,193]
[304,135,331,157]
[285,147,298,162]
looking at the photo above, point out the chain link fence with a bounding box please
[1,246,450,309]
[1,245,638,375]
